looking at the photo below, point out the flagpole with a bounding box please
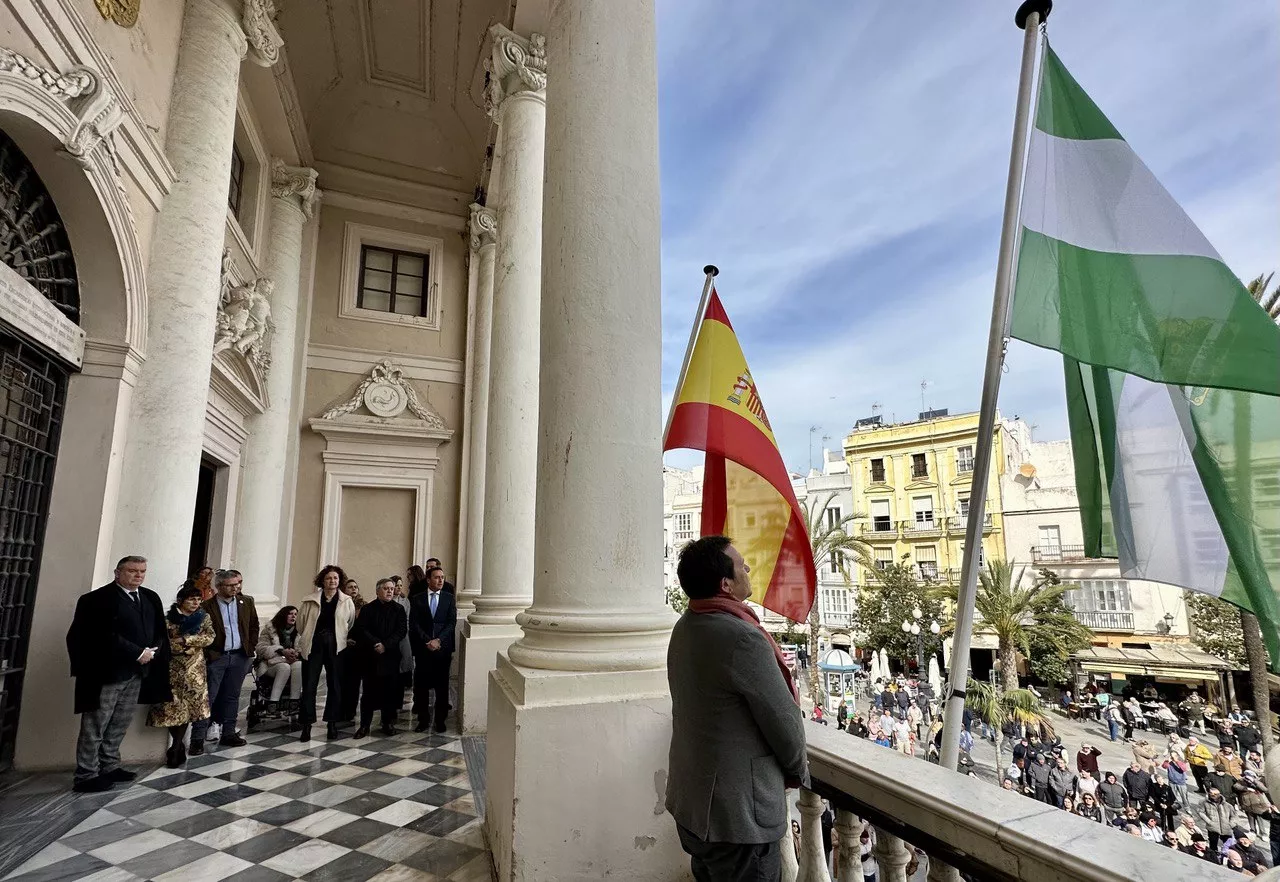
[938,0,1050,772]
[662,265,720,447]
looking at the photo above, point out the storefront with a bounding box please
[1070,645,1230,709]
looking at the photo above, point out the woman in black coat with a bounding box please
[351,578,408,738]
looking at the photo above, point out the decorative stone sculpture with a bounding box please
[485,27,546,118]
[214,249,273,373]
[469,203,498,251]
[0,48,124,166]
[319,359,446,428]
[243,0,284,67]
[270,159,320,218]
[94,0,140,28]
[0,49,96,97]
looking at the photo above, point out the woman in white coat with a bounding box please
[296,565,356,742]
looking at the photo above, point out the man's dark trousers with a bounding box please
[677,824,780,882]
[413,651,451,728]
[193,651,251,741]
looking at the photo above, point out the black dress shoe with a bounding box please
[165,746,182,769]
[353,727,369,739]
[414,721,429,733]
[73,776,114,793]
[381,724,397,737]
[188,740,205,756]
[327,722,340,740]
[219,732,247,748]
[104,767,136,783]
[299,725,312,742]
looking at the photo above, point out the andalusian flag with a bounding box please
[1010,44,1280,667]
[665,290,816,621]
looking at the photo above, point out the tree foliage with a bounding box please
[852,556,944,668]
[964,678,1049,772]
[664,582,688,615]
[1187,592,1245,667]
[802,492,870,704]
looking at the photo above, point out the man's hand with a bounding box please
[137,647,156,664]
[347,639,357,648]
[374,643,385,654]
[427,638,441,651]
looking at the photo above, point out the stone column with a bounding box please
[484,2,683,878]
[231,161,318,608]
[797,788,832,882]
[457,25,546,734]
[456,202,498,617]
[110,0,282,588]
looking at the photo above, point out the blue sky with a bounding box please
[655,1,1280,473]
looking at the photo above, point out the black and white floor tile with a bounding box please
[2,712,490,882]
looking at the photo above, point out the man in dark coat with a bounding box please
[410,566,456,733]
[66,555,171,792]
[191,569,259,754]
[423,557,456,595]
[1123,761,1153,807]
[352,578,408,737]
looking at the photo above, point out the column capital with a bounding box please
[468,203,498,250]
[243,0,284,67]
[271,159,320,218]
[485,25,546,119]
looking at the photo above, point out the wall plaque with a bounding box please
[0,262,85,367]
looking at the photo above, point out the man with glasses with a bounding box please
[191,569,259,754]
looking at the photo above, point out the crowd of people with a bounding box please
[65,554,459,792]
[811,671,1277,876]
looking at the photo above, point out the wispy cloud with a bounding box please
[656,1,1280,472]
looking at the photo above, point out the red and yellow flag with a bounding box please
[664,290,816,621]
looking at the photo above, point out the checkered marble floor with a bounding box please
[2,714,490,882]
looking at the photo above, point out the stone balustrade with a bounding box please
[783,721,1234,882]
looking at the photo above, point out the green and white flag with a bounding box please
[1010,44,1280,668]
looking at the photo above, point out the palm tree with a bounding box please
[1248,272,1279,321]
[964,678,1048,774]
[801,492,871,707]
[936,560,1091,693]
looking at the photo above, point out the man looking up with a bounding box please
[665,536,807,881]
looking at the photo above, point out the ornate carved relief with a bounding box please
[243,0,284,68]
[0,48,94,98]
[485,26,546,119]
[270,159,319,218]
[214,249,274,374]
[94,0,140,28]
[319,358,446,428]
[0,48,124,167]
[468,203,498,251]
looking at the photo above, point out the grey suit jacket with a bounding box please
[665,611,808,844]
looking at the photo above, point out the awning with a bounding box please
[1072,644,1228,681]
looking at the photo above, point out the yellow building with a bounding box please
[843,409,1007,581]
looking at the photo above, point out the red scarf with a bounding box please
[689,593,799,704]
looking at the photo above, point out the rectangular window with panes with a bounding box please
[228,144,245,218]
[916,546,938,580]
[673,512,693,542]
[824,506,843,531]
[912,496,934,527]
[911,453,928,479]
[1071,580,1132,612]
[869,458,886,484]
[956,445,974,473]
[871,499,892,532]
[873,548,893,570]
[358,245,430,316]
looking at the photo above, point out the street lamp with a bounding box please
[903,612,941,673]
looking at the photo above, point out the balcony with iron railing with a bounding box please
[788,722,1230,881]
[901,517,942,538]
[945,514,993,534]
[1072,609,1135,632]
[1031,544,1089,563]
[860,520,901,540]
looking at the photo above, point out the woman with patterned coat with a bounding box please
[148,582,215,767]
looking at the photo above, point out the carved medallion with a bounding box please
[364,379,409,418]
[95,0,140,28]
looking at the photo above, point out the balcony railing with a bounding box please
[861,522,900,539]
[1073,609,1135,632]
[787,722,1231,882]
[945,514,992,534]
[1031,544,1088,563]
[901,518,941,537]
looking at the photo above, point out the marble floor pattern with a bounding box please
[2,709,492,882]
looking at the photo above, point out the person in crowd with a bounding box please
[1121,696,1143,740]
[893,715,913,755]
[1160,829,1181,850]
[1187,736,1215,793]
[812,704,827,725]
[1105,702,1123,743]
[66,556,171,792]
[1061,795,1077,815]
[337,578,366,724]
[147,581,215,768]
[1132,738,1158,774]
[392,577,414,698]
[1075,768,1099,801]
[1077,792,1104,823]
[1164,751,1190,812]
[906,699,923,740]
[297,565,356,742]
[1047,756,1074,808]
[848,714,869,738]
[879,682,894,715]
[1112,805,1141,831]
[1151,772,1179,831]
[895,683,910,718]
[1181,691,1207,734]
[859,825,877,882]
[1123,759,1153,810]
[424,557,456,594]
[790,820,801,862]
[193,566,215,601]
[1182,832,1213,861]
[1232,829,1273,869]
[1199,787,1248,853]
[410,566,457,733]
[1076,742,1102,777]
[1218,744,1246,778]
[1209,761,1243,806]
[664,536,806,880]
[1027,753,1051,804]
[1175,814,1206,848]
[1140,814,1163,843]
[406,564,429,599]
[836,699,848,731]
[1098,771,1128,823]
[255,605,302,711]
[190,569,258,755]
[1239,770,1273,838]
[1246,749,1265,775]
[351,577,408,738]
[1012,736,1031,766]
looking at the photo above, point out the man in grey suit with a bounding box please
[666,535,808,881]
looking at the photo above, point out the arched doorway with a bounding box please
[0,127,79,770]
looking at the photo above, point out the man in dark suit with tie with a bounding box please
[191,569,259,754]
[410,566,455,733]
[66,555,171,792]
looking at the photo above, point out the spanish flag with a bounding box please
[664,289,816,622]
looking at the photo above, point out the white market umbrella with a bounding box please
[870,651,883,684]
[928,657,942,697]
[879,648,890,681]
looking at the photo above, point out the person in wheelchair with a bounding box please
[255,606,302,713]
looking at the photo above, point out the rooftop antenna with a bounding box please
[809,425,821,472]
[871,402,883,417]
[920,379,931,417]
